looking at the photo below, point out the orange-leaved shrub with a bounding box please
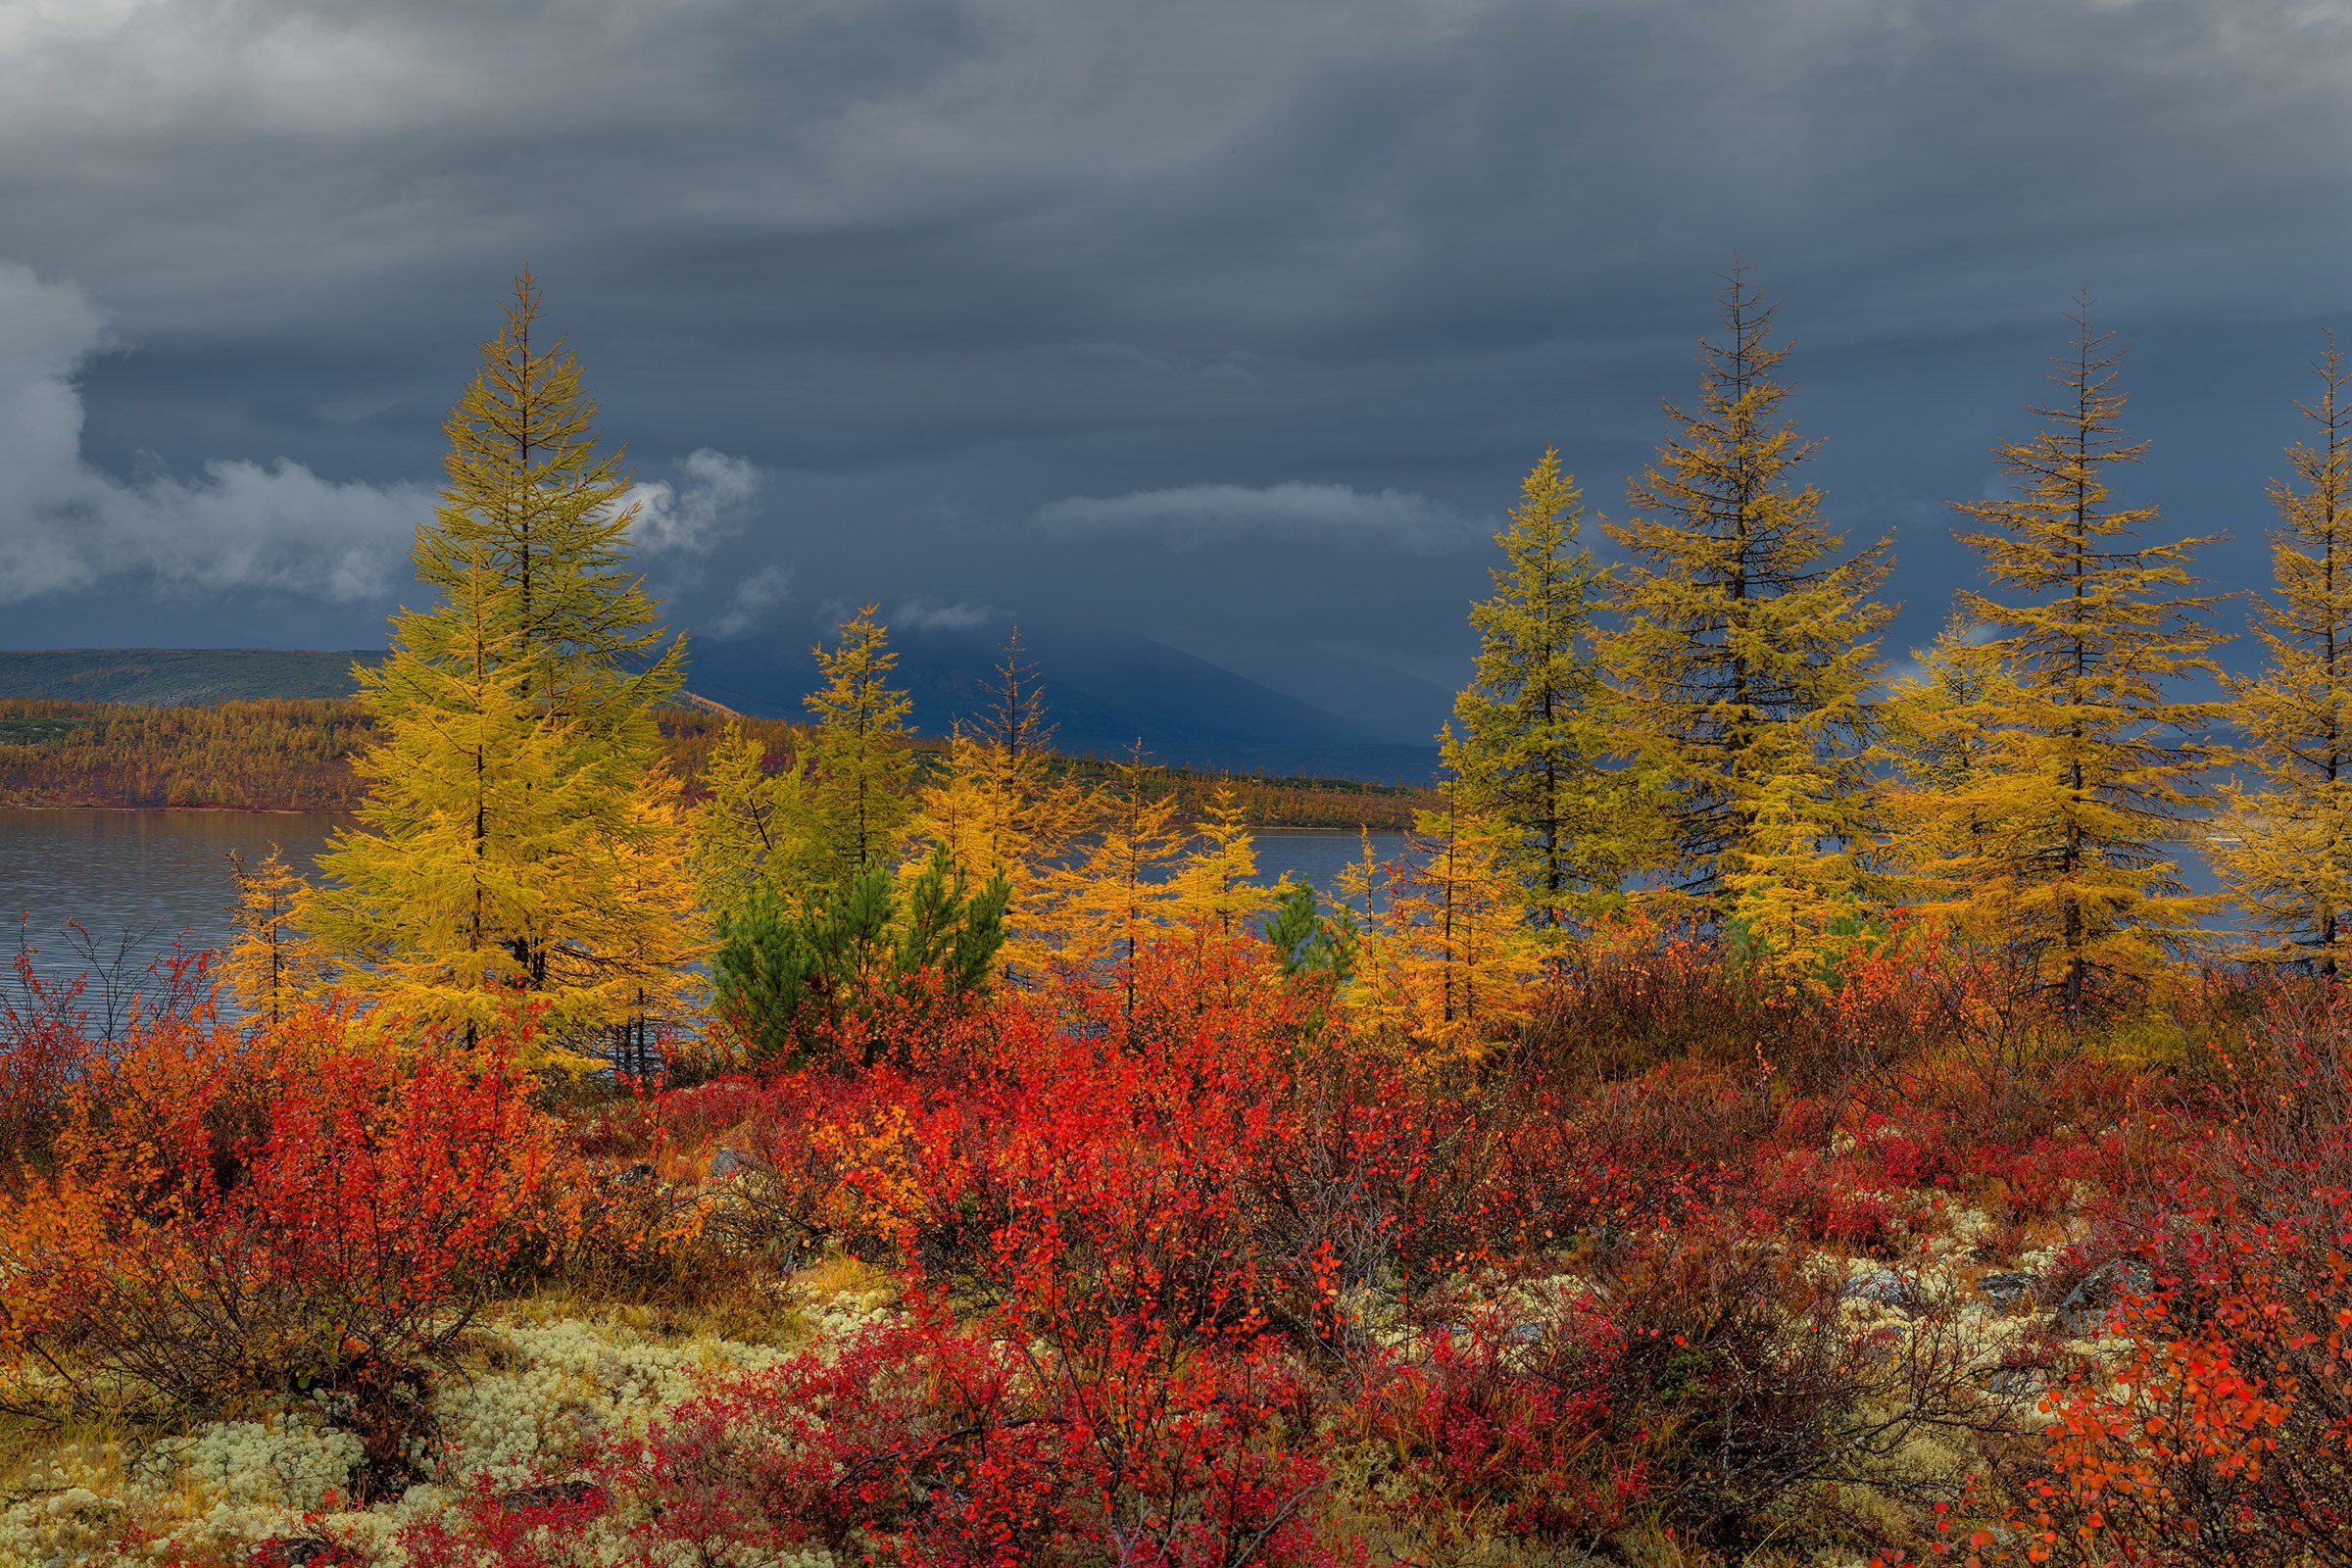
[0,984,566,1490]
[1995,1000,2352,1566]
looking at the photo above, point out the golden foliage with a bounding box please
[1905,300,2224,1009]
[1597,267,1892,948]
[2218,336,2352,967]
[306,276,704,1065]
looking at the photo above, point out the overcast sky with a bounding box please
[3,0,2347,736]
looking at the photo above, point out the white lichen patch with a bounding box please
[0,1274,894,1568]
[0,1415,365,1568]
[430,1312,796,1483]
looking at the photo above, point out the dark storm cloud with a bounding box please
[3,0,2348,735]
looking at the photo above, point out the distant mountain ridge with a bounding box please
[687,622,1438,783]
[0,639,1439,784]
[0,649,377,705]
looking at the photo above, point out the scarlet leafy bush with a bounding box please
[1346,1289,1645,1551]
[0,996,564,1488]
[392,1475,614,1568]
[402,1308,1347,1568]
[0,934,224,1166]
[1998,1013,2352,1565]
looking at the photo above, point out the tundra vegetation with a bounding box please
[4,272,2350,1568]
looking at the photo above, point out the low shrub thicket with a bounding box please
[0,984,571,1496]
[6,926,2349,1564]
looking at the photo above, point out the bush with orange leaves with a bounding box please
[1522,912,1974,1094]
[1993,995,2352,1566]
[0,987,566,1492]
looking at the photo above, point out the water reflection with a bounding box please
[0,811,1406,1009]
[0,808,341,1004]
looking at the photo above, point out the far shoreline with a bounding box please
[0,801,348,819]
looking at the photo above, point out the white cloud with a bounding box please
[892,595,995,632]
[622,447,762,555]
[0,261,764,610]
[0,260,428,605]
[711,563,791,639]
[1034,480,1474,552]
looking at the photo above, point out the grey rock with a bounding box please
[1977,1270,2038,1309]
[708,1147,751,1178]
[2054,1261,2149,1336]
[1977,1366,2043,1398]
[497,1479,611,1514]
[1841,1268,1924,1310]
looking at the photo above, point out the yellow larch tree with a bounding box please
[1882,614,2018,898]
[1923,300,2224,1011]
[1168,780,1281,946]
[1444,446,1621,938]
[604,762,711,1075]
[690,722,824,918]
[2219,336,2352,968]
[1598,267,1893,955]
[1348,760,1538,1063]
[906,630,1085,981]
[223,846,325,1028]
[1041,743,1187,1015]
[806,605,915,879]
[307,278,701,1064]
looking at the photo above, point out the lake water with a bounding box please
[0,808,1405,998]
[0,808,343,999]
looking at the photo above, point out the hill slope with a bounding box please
[690,623,1438,783]
[0,649,376,705]
[4,640,1438,783]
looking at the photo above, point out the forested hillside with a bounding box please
[0,648,376,704]
[0,697,1431,826]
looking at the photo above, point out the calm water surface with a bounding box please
[1,808,341,980]
[0,811,1403,994]
[1251,829,1407,903]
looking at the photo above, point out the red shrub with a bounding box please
[1998,1022,2352,1565]
[1348,1290,1645,1549]
[0,999,564,1485]
[600,1309,1346,1568]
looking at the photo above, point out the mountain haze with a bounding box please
[0,640,1439,784]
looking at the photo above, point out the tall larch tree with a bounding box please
[805,605,915,878]
[224,846,323,1028]
[1444,446,1619,935]
[1348,762,1535,1063]
[1043,743,1187,1016]
[1882,614,2015,887]
[979,625,1053,763]
[1928,300,2224,1010]
[2220,336,2352,968]
[308,277,698,1062]
[688,723,823,918]
[1169,781,1278,944]
[1598,267,1893,950]
[912,628,1084,982]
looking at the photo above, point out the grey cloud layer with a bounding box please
[1036,483,1474,551]
[0,260,761,607]
[0,261,429,605]
[2,0,2345,705]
